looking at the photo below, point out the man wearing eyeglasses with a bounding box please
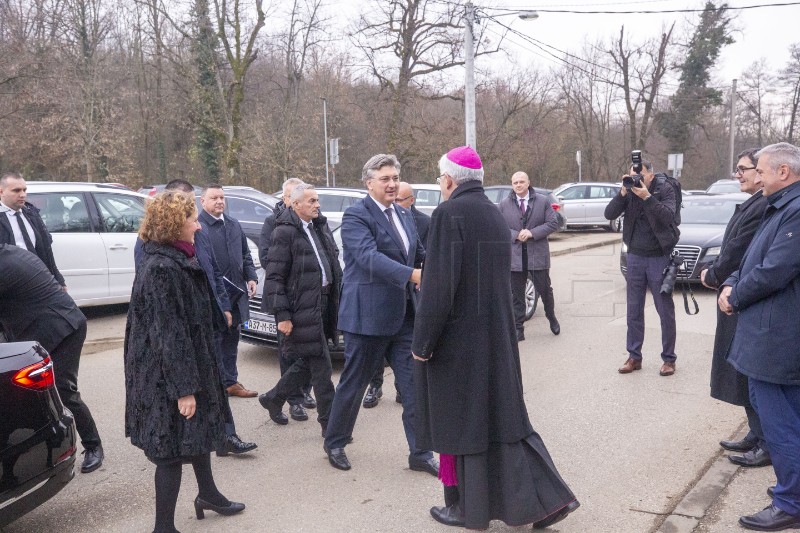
[362,181,431,409]
[701,148,770,469]
[718,142,800,531]
[323,154,437,476]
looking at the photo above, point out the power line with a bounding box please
[486,1,800,15]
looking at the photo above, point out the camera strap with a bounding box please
[680,279,699,315]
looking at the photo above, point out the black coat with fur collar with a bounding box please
[124,241,226,460]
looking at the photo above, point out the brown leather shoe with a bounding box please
[618,357,642,374]
[659,362,676,376]
[227,382,258,398]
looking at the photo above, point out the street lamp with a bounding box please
[464,3,538,148]
[321,97,329,187]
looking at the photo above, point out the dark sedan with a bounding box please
[620,193,751,282]
[1,341,77,527]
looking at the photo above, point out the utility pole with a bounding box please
[464,2,476,148]
[729,79,737,172]
[322,97,330,187]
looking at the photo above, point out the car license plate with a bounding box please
[244,318,277,335]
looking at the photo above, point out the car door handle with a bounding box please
[109,244,128,250]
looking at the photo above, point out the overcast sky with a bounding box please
[487,0,799,87]
[333,0,800,93]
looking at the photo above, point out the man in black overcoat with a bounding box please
[258,177,316,421]
[258,184,341,436]
[411,146,578,530]
[701,148,769,467]
[0,244,103,473]
[0,172,66,288]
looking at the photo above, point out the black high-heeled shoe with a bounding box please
[193,496,245,519]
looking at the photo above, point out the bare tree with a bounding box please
[781,43,800,143]
[351,0,501,171]
[606,24,674,152]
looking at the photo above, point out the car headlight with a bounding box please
[704,246,721,258]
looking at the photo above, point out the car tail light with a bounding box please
[56,444,77,465]
[551,203,561,211]
[13,357,55,391]
[148,188,157,196]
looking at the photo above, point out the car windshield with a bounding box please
[706,181,741,194]
[681,198,741,224]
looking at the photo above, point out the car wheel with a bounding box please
[608,217,622,232]
[525,274,539,320]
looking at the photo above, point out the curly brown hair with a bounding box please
[139,190,197,243]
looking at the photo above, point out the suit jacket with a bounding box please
[337,195,425,337]
[198,210,258,324]
[706,190,768,405]
[0,202,65,286]
[410,204,431,249]
[498,187,558,271]
[411,181,532,455]
[0,244,85,353]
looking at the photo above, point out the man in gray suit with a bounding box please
[498,171,560,340]
[0,244,103,473]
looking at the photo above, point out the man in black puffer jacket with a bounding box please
[258,184,342,437]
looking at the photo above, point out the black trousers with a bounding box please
[279,338,312,406]
[264,296,335,425]
[52,321,101,448]
[511,269,556,331]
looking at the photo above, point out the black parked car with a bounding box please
[0,341,77,527]
[620,193,751,282]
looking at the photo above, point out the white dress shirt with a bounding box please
[1,201,37,250]
[303,220,329,287]
[369,196,410,253]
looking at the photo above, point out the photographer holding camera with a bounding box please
[605,153,680,376]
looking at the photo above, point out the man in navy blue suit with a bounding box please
[323,154,438,476]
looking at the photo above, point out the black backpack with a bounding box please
[653,173,682,226]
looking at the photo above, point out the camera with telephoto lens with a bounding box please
[660,249,684,294]
[622,150,644,190]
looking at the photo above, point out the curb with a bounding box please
[83,337,125,355]
[655,423,748,533]
[551,236,621,257]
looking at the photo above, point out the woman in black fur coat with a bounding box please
[124,191,244,533]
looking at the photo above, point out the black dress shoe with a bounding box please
[217,434,257,456]
[193,496,245,519]
[258,394,288,425]
[290,404,309,421]
[739,504,800,531]
[81,445,104,473]
[730,445,772,467]
[768,486,776,498]
[532,500,580,529]
[549,318,561,335]
[430,504,465,527]
[302,392,317,409]
[409,456,439,477]
[363,386,382,408]
[721,435,758,452]
[323,445,351,471]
